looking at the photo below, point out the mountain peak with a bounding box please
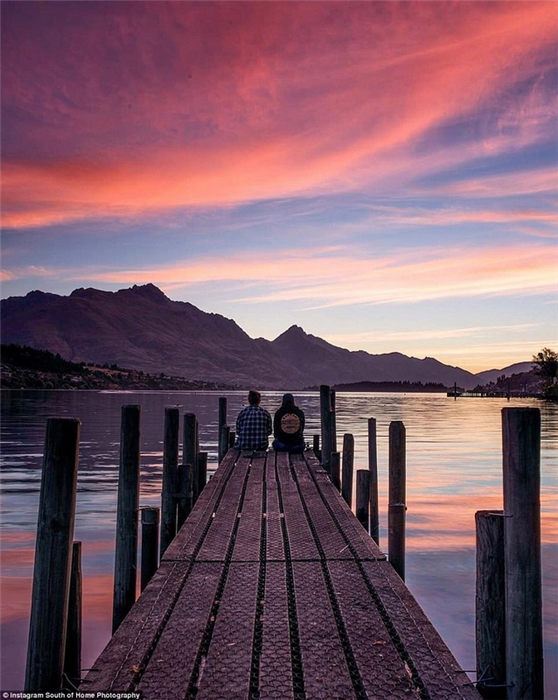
[275,325,307,341]
[126,283,168,300]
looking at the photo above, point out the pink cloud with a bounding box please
[2,1,556,228]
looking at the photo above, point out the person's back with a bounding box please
[273,393,305,453]
[235,390,272,451]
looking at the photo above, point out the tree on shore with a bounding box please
[533,348,558,400]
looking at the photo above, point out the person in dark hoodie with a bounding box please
[272,393,305,453]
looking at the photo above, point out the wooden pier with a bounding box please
[82,448,479,699]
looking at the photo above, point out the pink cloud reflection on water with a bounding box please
[0,533,114,689]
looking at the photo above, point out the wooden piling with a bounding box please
[220,425,231,461]
[218,397,227,463]
[183,413,199,501]
[313,434,320,460]
[330,451,341,491]
[141,507,160,591]
[112,405,141,634]
[341,433,354,507]
[198,451,208,496]
[329,389,337,454]
[368,417,379,545]
[388,421,406,581]
[177,463,194,529]
[161,407,179,556]
[475,510,506,698]
[356,470,370,531]
[228,430,236,448]
[320,385,333,473]
[502,408,543,700]
[64,541,82,688]
[25,418,80,692]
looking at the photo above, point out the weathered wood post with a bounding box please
[329,389,337,454]
[388,421,406,580]
[502,408,543,700]
[183,413,199,501]
[25,418,80,692]
[220,424,231,462]
[112,404,141,634]
[228,430,236,448]
[330,451,341,491]
[320,385,333,474]
[64,541,82,688]
[177,463,194,529]
[341,433,354,507]
[198,451,208,496]
[218,397,227,463]
[475,510,506,698]
[313,434,320,460]
[161,407,179,556]
[141,507,160,591]
[356,470,370,530]
[368,417,379,545]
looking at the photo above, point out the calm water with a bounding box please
[1,390,556,694]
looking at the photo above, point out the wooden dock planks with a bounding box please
[82,449,480,699]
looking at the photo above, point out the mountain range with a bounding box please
[0,284,532,389]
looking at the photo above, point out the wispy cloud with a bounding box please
[326,324,538,347]
[418,166,558,199]
[6,241,554,310]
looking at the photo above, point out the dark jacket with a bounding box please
[273,394,305,446]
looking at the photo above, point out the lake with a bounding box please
[1,389,556,695]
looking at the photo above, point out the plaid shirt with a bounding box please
[235,404,272,450]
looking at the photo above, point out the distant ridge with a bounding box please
[474,362,534,385]
[0,284,518,389]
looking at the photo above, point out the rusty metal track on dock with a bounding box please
[82,449,480,699]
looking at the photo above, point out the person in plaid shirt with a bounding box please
[235,390,272,450]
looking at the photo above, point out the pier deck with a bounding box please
[82,449,479,699]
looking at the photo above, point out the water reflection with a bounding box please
[1,389,556,693]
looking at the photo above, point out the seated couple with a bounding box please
[235,390,305,453]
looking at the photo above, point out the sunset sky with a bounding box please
[1,0,556,372]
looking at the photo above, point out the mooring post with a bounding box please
[368,417,379,545]
[177,463,193,529]
[320,385,333,473]
[502,408,543,700]
[141,507,160,591]
[25,417,80,692]
[356,470,370,531]
[220,424,231,462]
[313,434,320,460]
[161,407,179,556]
[112,404,141,634]
[330,389,337,454]
[198,451,208,496]
[64,541,82,688]
[183,413,199,502]
[218,397,227,463]
[388,420,406,580]
[228,430,236,448]
[475,510,506,698]
[330,451,341,491]
[341,433,354,507]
